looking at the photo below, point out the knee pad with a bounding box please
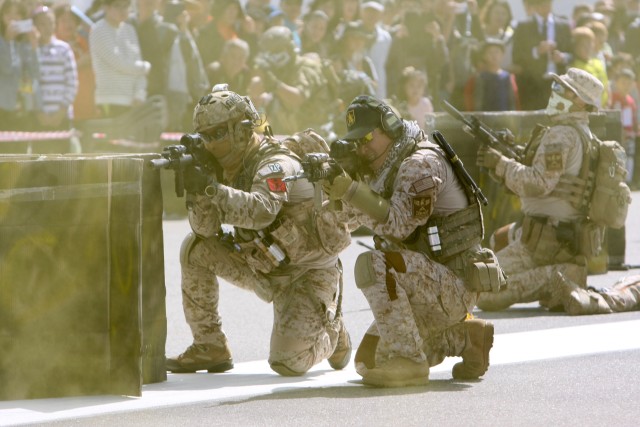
[354,251,378,289]
[269,361,306,377]
[180,232,200,266]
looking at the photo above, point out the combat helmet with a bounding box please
[192,83,261,146]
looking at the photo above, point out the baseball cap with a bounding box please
[343,102,382,140]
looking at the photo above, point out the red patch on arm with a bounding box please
[267,178,287,192]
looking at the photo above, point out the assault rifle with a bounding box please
[149,133,222,198]
[432,130,488,206]
[442,100,523,162]
[283,152,343,208]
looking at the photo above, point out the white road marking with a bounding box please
[2,320,639,426]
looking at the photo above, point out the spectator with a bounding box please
[131,0,179,100]
[163,0,210,131]
[479,0,515,72]
[90,0,150,118]
[585,19,613,69]
[331,21,378,97]
[610,68,638,184]
[386,6,448,109]
[206,38,251,93]
[332,0,361,41]
[0,0,39,131]
[300,10,332,58]
[569,26,609,108]
[277,0,304,49]
[32,5,78,132]
[463,38,519,111]
[392,66,433,130]
[438,0,486,109]
[361,1,392,99]
[571,3,593,28]
[195,0,257,69]
[247,26,333,136]
[54,3,98,122]
[511,0,572,110]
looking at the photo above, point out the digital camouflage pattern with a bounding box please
[479,112,591,311]
[180,143,350,374]
[345,139,479,369]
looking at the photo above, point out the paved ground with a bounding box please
[2,191,640,427]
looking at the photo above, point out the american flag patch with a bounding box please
[411,176,435,194]
[267,178,287,192]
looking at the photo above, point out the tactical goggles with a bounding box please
[202,125,229,142]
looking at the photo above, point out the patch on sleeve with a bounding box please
[412,196,432,218]
[410,176,435,194]
[544,144,563,172]
[257,162,284,178]
[267,177,287,192]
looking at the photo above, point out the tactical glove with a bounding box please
[184,166,213,195]
[476,146,503,170]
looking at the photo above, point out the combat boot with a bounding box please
[357,356,429,388]
[540,264,587,311]
[452,319,494,380]
[328,318,352,370]
[553,272,612,315]
[166,342,233,373]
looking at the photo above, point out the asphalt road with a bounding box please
[2,192,640,427]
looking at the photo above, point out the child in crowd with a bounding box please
[392,66,433,131]
[463,39,519,111]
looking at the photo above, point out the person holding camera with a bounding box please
[323,95,505,387]
[165,84,352,377]
[247,25,333,136]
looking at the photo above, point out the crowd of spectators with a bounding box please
[0,0,640,185]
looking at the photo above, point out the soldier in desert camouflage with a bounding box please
[475,68,605,312]
[165,84,352,376]
[323,95,505,387]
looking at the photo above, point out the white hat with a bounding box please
[549,68,604,108]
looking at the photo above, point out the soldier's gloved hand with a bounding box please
[184,166,213,195]
[476,146,503,170]
[323,172,354,201]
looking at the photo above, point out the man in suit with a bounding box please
[512,0,572,110]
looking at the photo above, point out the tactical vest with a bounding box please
[379,140,484,263]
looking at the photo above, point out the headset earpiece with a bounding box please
[352,95,403,139]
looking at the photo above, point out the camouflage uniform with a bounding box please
[554,273,640,315]
[477,68,606,312]
[477,113,592,311]
[331,113,499,385]
[168,86,352,376]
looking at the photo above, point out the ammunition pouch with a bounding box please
[520,215,600,265]
[440,246,507,293]
[404,204,483,263]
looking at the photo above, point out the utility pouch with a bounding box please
[577,220,605,258]
[521,216,570,265]
[464,248,507,293]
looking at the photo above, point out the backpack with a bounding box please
[587,137,631,229]
[549,126,631,229]
[281,128,331,158]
